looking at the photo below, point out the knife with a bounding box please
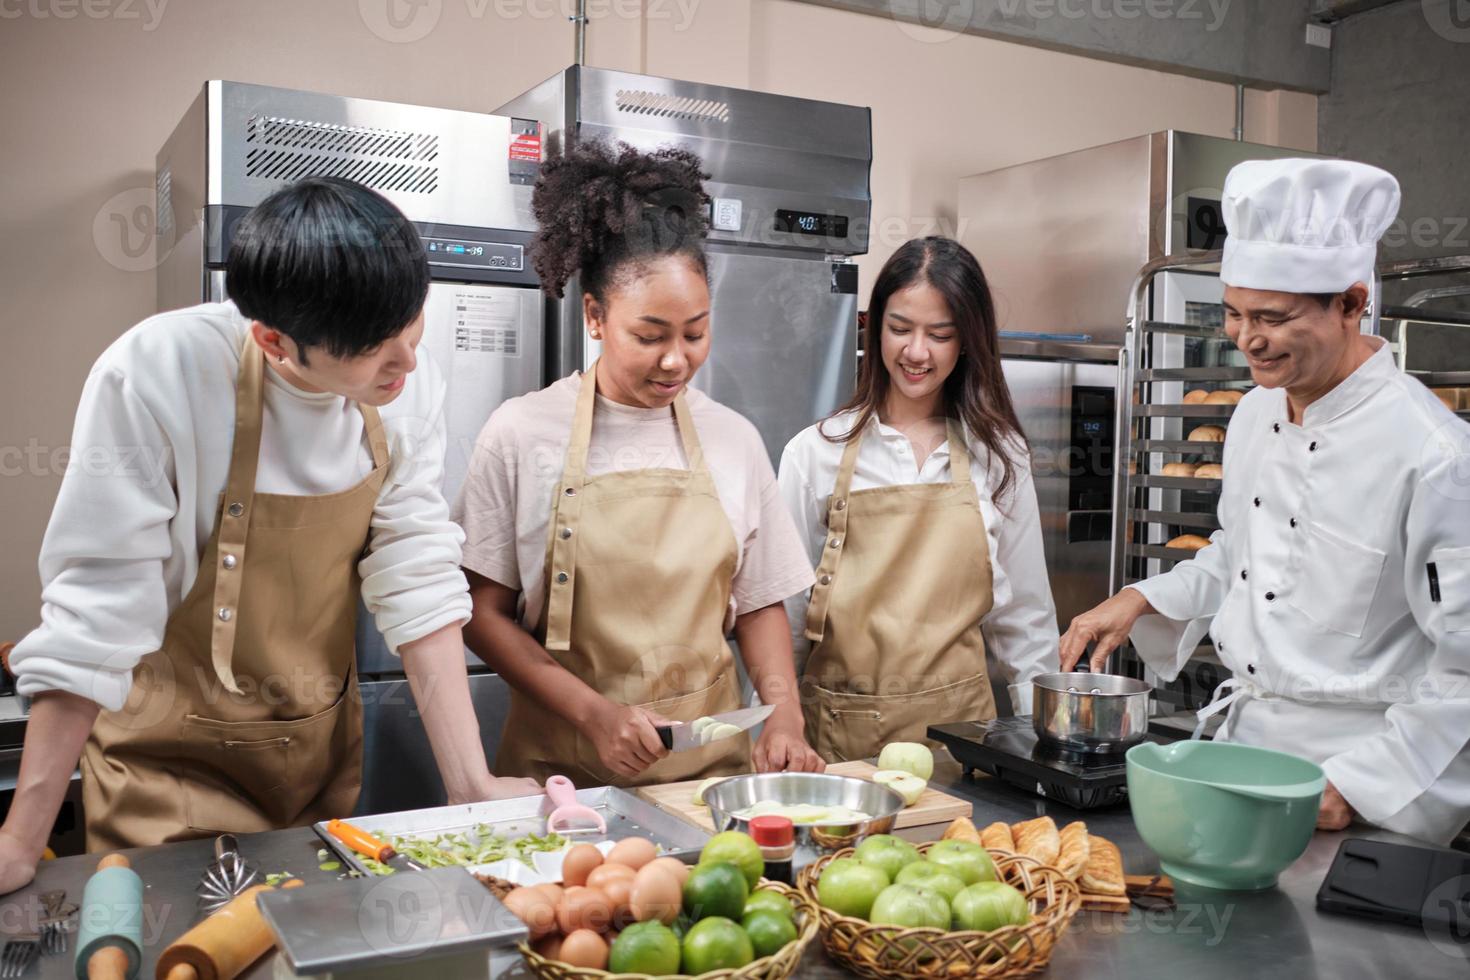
[656,705,775,752]
[325,818,425,872]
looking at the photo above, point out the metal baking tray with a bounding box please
[259,866,526,974]
[314,786,711,879]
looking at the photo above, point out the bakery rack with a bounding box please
[1108,251,1237,717]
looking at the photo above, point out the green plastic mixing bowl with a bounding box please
[1127,740,1326,890]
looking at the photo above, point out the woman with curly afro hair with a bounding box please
[453,139,823,785]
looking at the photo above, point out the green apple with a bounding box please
[854,835,922,882]
[925,840,996,885]
[952,881,1030,932]
[878,742,935,781]
[869,883,951,932]
[816,858,891,920]
[871,770,927,806]
[894,861,967,903]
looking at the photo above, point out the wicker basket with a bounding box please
[492,877,819,980]
[795,843,1080,979]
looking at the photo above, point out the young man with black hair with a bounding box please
[0,177,538,892]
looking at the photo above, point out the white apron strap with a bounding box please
[1192,676,1252,740]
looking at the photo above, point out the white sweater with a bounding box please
[11,302,472,711]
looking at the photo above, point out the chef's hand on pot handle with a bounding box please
[589,702,670,779]
[1059,587,1155,672]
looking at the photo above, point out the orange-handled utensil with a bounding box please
[324,819,424,872]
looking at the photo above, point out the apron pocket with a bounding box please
[574,671,747,787]
[179,684,351,834]
[1289,522,1386,638]
[810,674,995,763]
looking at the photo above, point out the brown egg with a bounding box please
[606,837,658,871]
[529,882,564,905]
[557,929,609,970]
[646,856,691,886]
[585,862,637,891]
[531,934,562,962]
[560,843,604,887]
[557,886,615,934]
[502,886,558,939]
[629,864,682,925]
[600,874,635,926]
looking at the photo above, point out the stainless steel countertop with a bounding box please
[5,765,1466,978]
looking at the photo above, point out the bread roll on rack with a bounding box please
[1188,424,1227,443]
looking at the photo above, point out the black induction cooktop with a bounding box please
[929,716,1177,809]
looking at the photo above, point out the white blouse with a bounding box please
[778,410,1059,713]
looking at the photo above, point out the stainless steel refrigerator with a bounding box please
[496,66,872,463]
[155,81,545,814]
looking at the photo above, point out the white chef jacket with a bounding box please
[10,302,472,712]
[1129,337,1470,844]
[779,411,1060,715]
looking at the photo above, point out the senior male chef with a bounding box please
[0,177,540,895]
[1061,158,1470,844]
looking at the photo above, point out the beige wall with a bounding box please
[0,0,1315,641]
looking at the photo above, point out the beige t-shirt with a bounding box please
[453,372,815,631]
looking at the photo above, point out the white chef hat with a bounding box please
[1220,158,1401,293]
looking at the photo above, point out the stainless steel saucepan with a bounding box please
[1032,671,1152,753]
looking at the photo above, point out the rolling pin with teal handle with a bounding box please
[74,853,143,980]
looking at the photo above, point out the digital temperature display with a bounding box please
[774,209,849,239]
[424,237,524,271]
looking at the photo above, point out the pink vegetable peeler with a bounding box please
[544,774,607,835]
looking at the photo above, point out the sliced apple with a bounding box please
[878,742,935,781]
[872,769,927,807]
[700,722,744,744]
[692,776,726,806]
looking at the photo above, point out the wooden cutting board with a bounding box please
[636,761,972,833]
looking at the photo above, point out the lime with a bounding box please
[681,916,755,973]
[608,921,681,974]
[742,909,799,958]
[699,831,765,888]
[683,861,749,921]
[743,889,796,921]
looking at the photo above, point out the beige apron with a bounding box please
[81,337,388,851]
[801,418,997,763]
[495,365,751,786]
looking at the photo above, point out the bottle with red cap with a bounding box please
[748,815,795,886]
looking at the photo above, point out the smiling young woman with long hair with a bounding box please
[453,139,823,786]
[778,237,1059,762]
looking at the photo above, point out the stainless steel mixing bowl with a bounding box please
[702,772,906,866]
[1032,671,1152,753]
